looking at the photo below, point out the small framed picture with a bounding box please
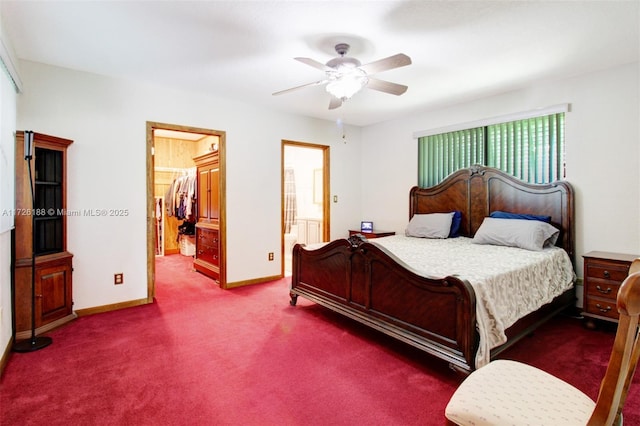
[361,221,373,233]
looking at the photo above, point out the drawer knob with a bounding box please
[596,285,612,294]
[603,270,610,278]
[595,303,612,313]
[198,250,203,254]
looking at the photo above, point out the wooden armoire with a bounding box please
[193,151,220,281]
[13,131,75,339]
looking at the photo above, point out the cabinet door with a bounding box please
[307,220,321,244]
[198,166,220,222]
[36,258,73,327]
[198,169,209,221]
[209,166,219,220]
[297,219,308,244]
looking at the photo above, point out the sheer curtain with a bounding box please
[284,167,297,234]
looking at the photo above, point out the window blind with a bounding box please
[418,113,565,187]
[418,127,484,188]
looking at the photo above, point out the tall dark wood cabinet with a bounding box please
[14,131,75,339]
[193,151,220,281]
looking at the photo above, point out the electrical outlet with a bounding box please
[268,252,274,261]
[114,273,124,285]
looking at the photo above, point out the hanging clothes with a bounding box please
[164,168,197,221]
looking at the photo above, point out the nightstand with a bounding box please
[582,251,638,329]
[348,230,396,239]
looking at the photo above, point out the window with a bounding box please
[418,113,565,187]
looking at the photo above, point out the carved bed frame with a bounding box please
[290,165,576,374]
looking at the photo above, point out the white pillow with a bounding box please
[472,217,559,251]
[405,213,454,239]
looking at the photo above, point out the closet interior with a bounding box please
[153,131,220,279]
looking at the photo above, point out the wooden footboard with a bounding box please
[291,235,479,373]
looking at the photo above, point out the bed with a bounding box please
[290,165,576,374]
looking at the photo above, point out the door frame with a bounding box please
[281,140,330,276]
[146,121,227,300]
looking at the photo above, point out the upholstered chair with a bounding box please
[445,270,640,426]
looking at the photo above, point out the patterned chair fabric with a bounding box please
[445,271,640,426]
[445,359,595,425]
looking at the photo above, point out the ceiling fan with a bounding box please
[273,43,412,110]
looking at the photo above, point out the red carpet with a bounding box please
[1,254,638,425]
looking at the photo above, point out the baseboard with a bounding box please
[0,335,13,379]
[225,274,283,289]
[74,297,151,317]
[14,313,78,341]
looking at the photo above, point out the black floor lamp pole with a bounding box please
[13,130,52,352]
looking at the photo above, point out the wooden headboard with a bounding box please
[409,165,575,262]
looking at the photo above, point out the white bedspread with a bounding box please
[370,235,575,368]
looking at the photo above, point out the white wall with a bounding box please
[360,62,640,283]
[15,60,362,310]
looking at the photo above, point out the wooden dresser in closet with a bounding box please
[193,151,220,280]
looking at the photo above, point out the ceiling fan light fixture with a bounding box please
[274,43,411,109]
[325,69,369,100]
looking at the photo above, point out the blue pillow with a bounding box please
[490,210,552,223]
[448,211,462,237]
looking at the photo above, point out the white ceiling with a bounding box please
[1,1,638,127]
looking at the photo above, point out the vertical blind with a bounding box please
[418,128,484,188]
[418,113,565,187]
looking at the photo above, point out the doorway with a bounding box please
[281,141,330,276]
[146,122,227,300]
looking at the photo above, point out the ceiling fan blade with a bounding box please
[366,78,408,96]
[359,53,411,75]
[295,57,331,71]
[328,97,342,110]
[272,80,327,96]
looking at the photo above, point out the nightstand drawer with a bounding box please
[585,280,620,299]
[585,297,618,321]
[585,263,629,282]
